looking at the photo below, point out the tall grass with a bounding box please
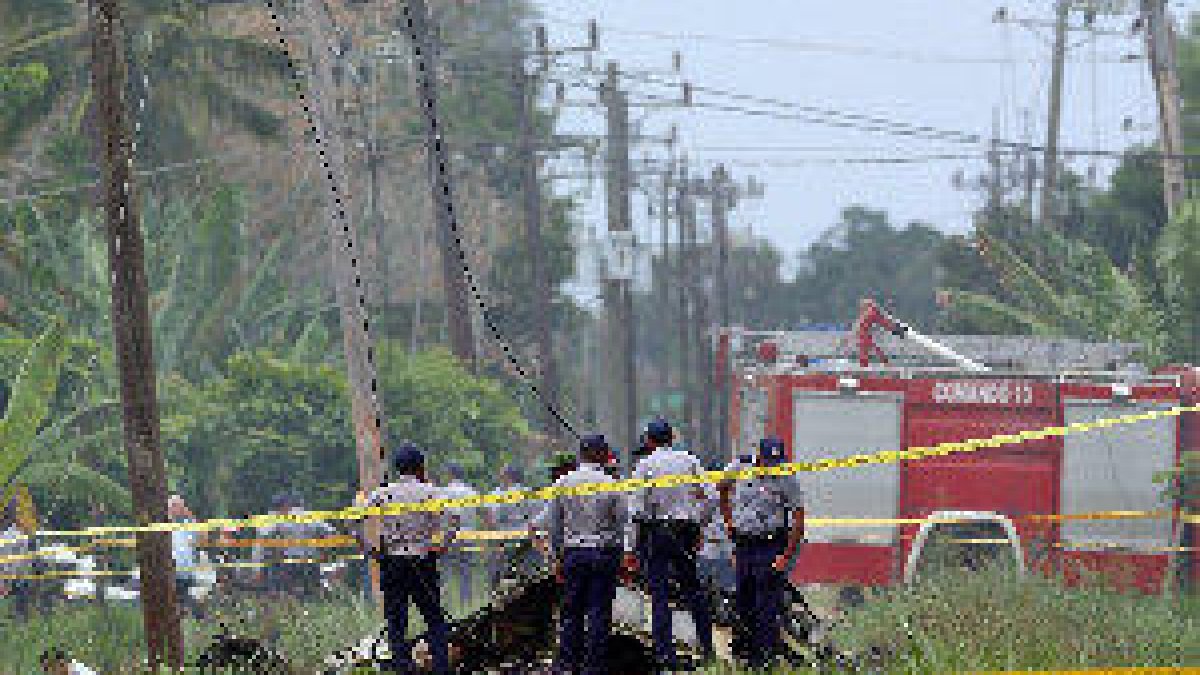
[2,565,1196,673]
[825,565,1200,672]
[0,590,381,674]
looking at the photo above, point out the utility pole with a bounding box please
[1023,109,1037,229]
[601,62,638,472]
[515,53,562,437]
[294,0,388,598]
[1142,0,1187,218]
[676,158,694,449]
[690,174,714,466]
[986,128,1004,216]
[1041,0,1070,231]
[402,0,476,366]
[711,164,733,463]
[657,156,674,400]
[87,0,182,667]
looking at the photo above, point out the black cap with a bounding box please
[391,443,425,473]
[758,437,786,464]
[645,418,672,444]
[579,434,609,456]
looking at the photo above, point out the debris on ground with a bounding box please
[193,632,296,674]
[321,566,888,673]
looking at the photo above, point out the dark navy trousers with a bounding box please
[379,553,449,674]
[642,522,714,664]
[557,547,620,675]
[733,536,787,667]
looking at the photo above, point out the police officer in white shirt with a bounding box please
[697,482,735,593]
[629,418,716,669]
[440,463,479,608]
[538,434,636,675]
[718,436,805,669]
[484,464,536,584]
[364,444,450,674]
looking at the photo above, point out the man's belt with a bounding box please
[642,519,702,530]
[732,529,788,548]
[563,533,621,548]
[378,542,436,557]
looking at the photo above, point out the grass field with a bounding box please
[2,565,1196,673]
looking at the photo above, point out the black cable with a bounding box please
[399,2,583,442]
[621,84,1200,162]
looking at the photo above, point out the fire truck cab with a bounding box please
[720,301,1199,595]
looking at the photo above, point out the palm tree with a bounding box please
[1,0,285,186]
[939,201,1200,368]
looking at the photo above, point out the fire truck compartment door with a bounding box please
[738,386,769,457]
[792,391,902,544]
[1062,399,1177,550]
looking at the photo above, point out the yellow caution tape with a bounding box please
[0,552,367,582]
[4,533,1193,584]
[0,510,1189,569]
[0,509,1186,565]
[0,404,1196,544]
[984,662,1200,667]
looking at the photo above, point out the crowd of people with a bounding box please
[363,417,806,674]
[3,417,806,674]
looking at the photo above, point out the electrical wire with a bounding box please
[0,153,252,207]
[537,14,1136,65]
[614,81,1200,161]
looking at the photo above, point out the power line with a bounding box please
[538,15,1137,65]
[615,82,1200,161]
[0,152,248,206]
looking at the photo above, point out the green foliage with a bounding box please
[940,184,1200,367]
[637,206,949,377]
[379,343,530,485]
[1155,200,1200,363]
[0,317,67,494]
[162,349,356,519]
[0,0,286,165]
[0,62,50,151]
[0,589,381,674]
[163,345,530,520]
[832,565,1199,671]
[790,207,945,328]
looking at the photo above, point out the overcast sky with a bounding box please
[534,0,1197,297]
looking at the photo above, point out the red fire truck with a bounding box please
[720,300,1198,595]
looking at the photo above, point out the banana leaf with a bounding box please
[0,317,68,496]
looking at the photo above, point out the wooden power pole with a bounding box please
[87,0,183,667]
[601,62,638,471]
[402,0,477,366]
[658,156,674,400]
[675,158,694,449]
[293,0,388,597]
[515,54,562,437]
[1142,0,1187,218]
[1040,0,1070,230]
[690,174,714,466]
[711,164,733,463]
